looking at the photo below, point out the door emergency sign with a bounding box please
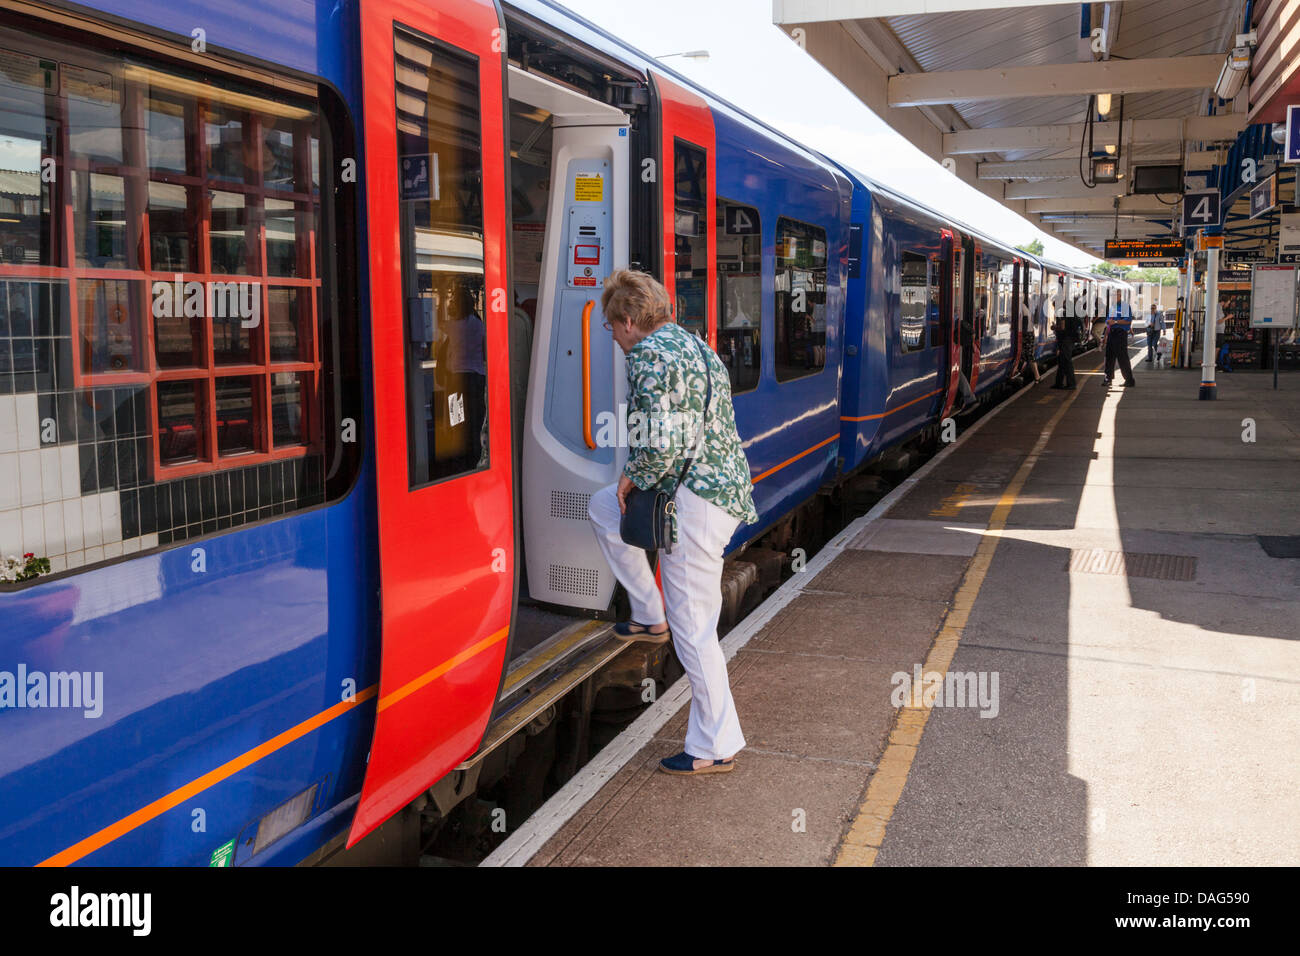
[574,173,603,202]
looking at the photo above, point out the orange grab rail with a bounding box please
[581,300,596,449]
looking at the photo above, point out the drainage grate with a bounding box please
[1258,536,1300,559]
[550,490,592,520]
[1067,549,1197,581]
[548,564,599,596]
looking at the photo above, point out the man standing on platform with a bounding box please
[1145,302,1165,364]
[1051,307,1077,390]
[1104,295,1136,388]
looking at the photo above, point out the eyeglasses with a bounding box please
[602,318,613,331]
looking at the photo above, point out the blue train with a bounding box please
[0,0,1128,865]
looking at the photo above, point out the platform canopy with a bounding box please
[773,0,1298,261]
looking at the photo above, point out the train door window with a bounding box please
[716,198,760,393]
[673,139,708,341]
[928,252,943,347]
[394,29,488,488]
[972,257,990,337]
[899,251,927,352]
[997,261,1014,330]
[774,217,827,381]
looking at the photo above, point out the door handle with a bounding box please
[581,300,596,450]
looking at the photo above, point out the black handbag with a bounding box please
[619,336,713,554]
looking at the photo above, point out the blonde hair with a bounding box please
[601,269,674,332]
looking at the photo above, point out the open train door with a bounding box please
[349,0,515,846]
[938,230,962,419]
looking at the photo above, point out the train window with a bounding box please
[899,251,927,353]
[394,29,488,488]
[774,217,827,382]
[0,20,356,581]
[716,199,760,393]
[674,140,708,342]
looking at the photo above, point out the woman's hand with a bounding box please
[616,474,636,514]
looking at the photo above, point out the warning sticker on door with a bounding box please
[574,173,603,203]
[448,391,465,427]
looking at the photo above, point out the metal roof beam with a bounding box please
[944,113,1247,154]
[890,55,1223,108]
[1005,180,1127,201]
[772,0,1140,22]
[1025,195,1175,214]
[978,155,1182,180]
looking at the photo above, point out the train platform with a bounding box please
[484,348,1300,867]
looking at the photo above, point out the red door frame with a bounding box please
[653,71,717,348]
[350,0,514,846]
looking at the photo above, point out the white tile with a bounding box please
[59,446,79,500]
[103,540,123,559]
[0,396,16,453]
[0,510,21,557]
[42,501,65,555]
[16,394,39,451]
[83,545,104,564]
[65,550,85,569]
[21,506,44,556]
[39,446,62,501]
[18,450,42,507]
[81,495,102,548]
[140,532,159,551]
[100,491,121,544]
[0,453,18,512]
[49,554,66,572]
[61,498,83,552]
[122,536,140,554]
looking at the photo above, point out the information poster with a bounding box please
[1250,264,1298,328]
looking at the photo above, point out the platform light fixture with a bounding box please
[1096,92,1112,117]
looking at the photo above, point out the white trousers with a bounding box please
[588,483,746,760]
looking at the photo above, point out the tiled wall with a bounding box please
[1,279,326,580]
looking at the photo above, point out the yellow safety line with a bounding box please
[834,377,1086,867]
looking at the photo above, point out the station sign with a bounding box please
[1104,238,1184,261]
[1286,104,1300,165]
[1249,174,1277,219]
[1225,248,1272,263]
[1280,210,1300,264]
[1183,189,1221,230]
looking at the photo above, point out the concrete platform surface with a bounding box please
[485,350,1300,867]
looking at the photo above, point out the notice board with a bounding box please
[1250,265,1298,328]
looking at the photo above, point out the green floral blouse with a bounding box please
[623,322,758,529]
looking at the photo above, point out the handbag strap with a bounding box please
[668,334,713,499]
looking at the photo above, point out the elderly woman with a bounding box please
[587,269,758,776]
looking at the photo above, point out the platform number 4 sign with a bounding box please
[1183,189,1221,231]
